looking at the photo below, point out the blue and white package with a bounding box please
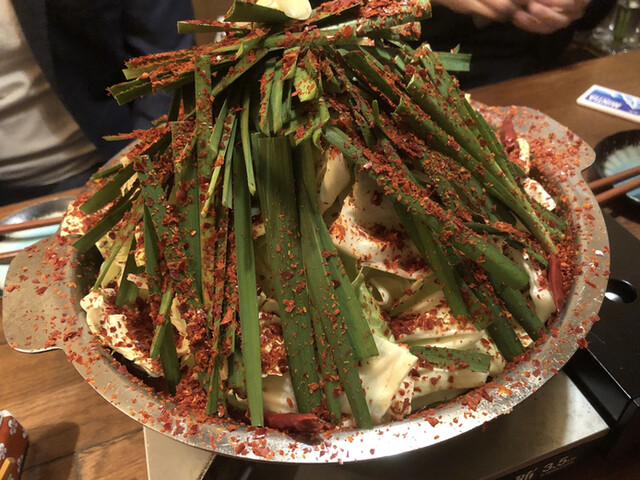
[577,85,640,124]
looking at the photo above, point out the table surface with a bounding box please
[1,50,640,480]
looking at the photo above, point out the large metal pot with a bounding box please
[2,105,610,463]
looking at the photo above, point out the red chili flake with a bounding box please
[35,286,49,295]
[4,284,19,292]
[425,416,439,427]
[282,299,295,313]
[63,329,82,341]
[498,385,513,396]
[174,422,185,436]
[252,445,273,459]
[460,391,484,411]
[336,25,353,39]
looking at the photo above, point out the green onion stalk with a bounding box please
[73,0,562,428]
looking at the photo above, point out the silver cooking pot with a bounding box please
[2,105,610,463]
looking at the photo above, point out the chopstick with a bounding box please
[0,216,64,265]
[0,249,21,265]
[594,176,640,204]
[0,458,17,480]
[587,165,640,190]
[0,215,64,236]
[587,165,640,204]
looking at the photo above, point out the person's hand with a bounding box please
[511,0,590,34]
[432,0,590,34]
[431,0,521,22]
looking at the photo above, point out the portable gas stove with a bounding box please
[144,213,640,480]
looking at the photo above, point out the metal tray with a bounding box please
[0,197,72,293]
[2,105,610,463]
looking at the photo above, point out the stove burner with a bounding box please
[565,213,640,459]
[604,278,637,304]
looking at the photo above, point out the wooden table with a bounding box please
[1,50,640,480]
[471,49,640,240]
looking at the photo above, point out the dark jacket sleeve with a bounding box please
[12,0,195,161]
[122,1,196,129]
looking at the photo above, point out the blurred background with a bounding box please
[191,0,233,44]
[192,0,231,19]
[189,1,639,82]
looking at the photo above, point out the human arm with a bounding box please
[430,0,521,21]
[122,1,196,128]
[432,0,591,33]
[512,0,591,33]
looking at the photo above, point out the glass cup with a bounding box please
[613,0,640,49]
[589,0,640,54]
